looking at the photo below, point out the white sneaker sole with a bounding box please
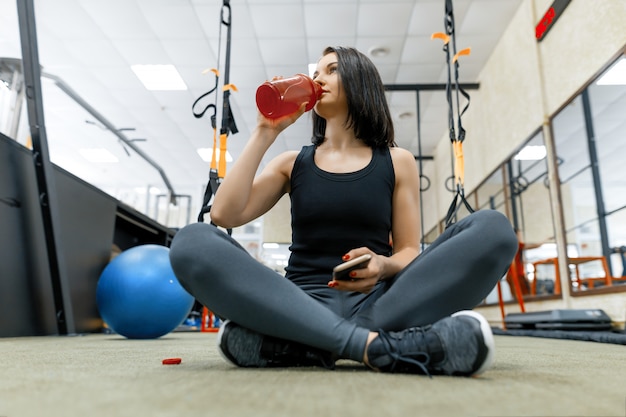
[216,319,237,366]
[451,310,495,376]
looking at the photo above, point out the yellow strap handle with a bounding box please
[210,129,218,170]
[218,84,237,177]
[453,140,465,188]
[218,133,228,178]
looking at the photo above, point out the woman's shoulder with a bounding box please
[388,147,418,182]
[276,149,301,161]
[389,146,415,165]
[264,149,300,178]
[269,149,300,169]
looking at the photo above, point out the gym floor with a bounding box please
[2,331,625,417]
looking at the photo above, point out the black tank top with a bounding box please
[285,145,394,286]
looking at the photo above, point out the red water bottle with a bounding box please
[256,74,322,119]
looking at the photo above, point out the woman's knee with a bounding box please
[171,223,209,260]
[169,223,217,287]
[474,210,518,257]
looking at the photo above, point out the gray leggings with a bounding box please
[169,209,517,362]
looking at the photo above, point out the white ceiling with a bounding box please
[0,0,524,205]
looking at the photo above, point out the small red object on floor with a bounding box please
[162,358,182,365]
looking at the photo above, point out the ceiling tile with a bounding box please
[395,63,445,83]
[307,37,358,61]
[138,1,205,40]
[113,39,170,65]
[38,39,79,71]
[401,36,449,65]
[91,67,143,90]
[80,0,153,40]
[229,39,265,69]
[36,0,105,40]
[249,4,305,39]
[303,3,358,38]
[357,2,414,37]
[459,0,522,35]
[193,3,229,38]
[407,1,449,37]
[257,38,308,66]
[162,40,217,67]
[355,36,404,68]
[63,39,127,68]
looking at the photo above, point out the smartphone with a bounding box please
[332,254,372,281]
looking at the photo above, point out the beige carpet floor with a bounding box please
[1,331,625,417]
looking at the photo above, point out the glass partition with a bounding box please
[0,3,25,142]
[0,3,189,228]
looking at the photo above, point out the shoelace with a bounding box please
[377,328,433,377]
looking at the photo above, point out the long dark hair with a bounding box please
[312,46,395,148]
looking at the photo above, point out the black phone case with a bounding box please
[332,254,371,281]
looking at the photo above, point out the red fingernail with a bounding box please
[328,281,337,288]
[342,254,350,261]
[349,271,356,278]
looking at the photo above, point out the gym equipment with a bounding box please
[96,244,194,339]
[431,1,529,325]
[192,0,238,225]
[190,0,238,328]
[431,0,474,228]
[201,308,221,333]
[505,309,612,330]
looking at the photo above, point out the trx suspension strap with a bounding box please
[192,0,238,226]
[432,0,473,228]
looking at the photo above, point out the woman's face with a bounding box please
[312,52,347,117]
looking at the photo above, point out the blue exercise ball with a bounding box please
[96,244,194,339]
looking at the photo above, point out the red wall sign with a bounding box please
[535,0,572,41]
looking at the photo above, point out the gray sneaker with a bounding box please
[217,320,336,369]
[366,310,495,377]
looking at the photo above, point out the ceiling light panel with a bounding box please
[131,65,188,91]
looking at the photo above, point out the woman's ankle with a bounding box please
[362,331,379,368]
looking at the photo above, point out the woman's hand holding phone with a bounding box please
[329,252,382,294]
[332,254,372,281]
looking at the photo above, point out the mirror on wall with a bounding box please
[587,57,626,284]
[474,165,506,215]
[552,55,626,293]
[477,131,559,304]
[508,131,559,297]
